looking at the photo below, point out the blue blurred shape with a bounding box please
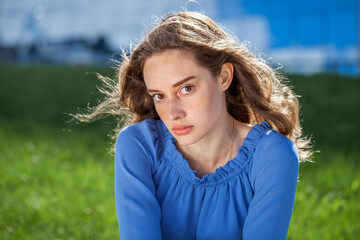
[0,0,358,75]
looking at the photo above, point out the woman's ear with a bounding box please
[218,63,234,91]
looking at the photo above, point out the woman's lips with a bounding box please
[172,125,193,135]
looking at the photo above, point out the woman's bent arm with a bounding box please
[114,125,162,240]
[243,131,299,240]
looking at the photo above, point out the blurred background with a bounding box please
[1,0,359,239]
[1,0,359,74]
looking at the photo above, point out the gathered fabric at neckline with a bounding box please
[157,119,272,186]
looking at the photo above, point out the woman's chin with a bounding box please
[173,135,197,147]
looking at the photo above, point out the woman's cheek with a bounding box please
[195,90,215,114]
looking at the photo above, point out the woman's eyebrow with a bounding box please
[147,76,195,93]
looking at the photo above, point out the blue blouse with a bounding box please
[114,118,299,240]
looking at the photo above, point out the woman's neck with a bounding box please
[175,115,253,178]
[177,114,236,171]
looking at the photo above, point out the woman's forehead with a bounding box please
[143,50,208,85]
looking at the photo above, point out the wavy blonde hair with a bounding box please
[73,11,314,162]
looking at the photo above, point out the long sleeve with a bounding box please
[114,125,162,240]
[243,130,299,240]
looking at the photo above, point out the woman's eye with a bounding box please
[153,94,164,102]
[180,86,194,95]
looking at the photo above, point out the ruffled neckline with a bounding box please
[157,119,272,186]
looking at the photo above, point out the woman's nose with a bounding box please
[168,98,186,121]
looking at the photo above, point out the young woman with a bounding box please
[75,11,313,240]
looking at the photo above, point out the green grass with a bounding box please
[0,65,359,239]
[0,119,118,239]
[290,73,360,152]
[0,64,116,123]
[290,150,360,239]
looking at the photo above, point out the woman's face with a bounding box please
[143,49,232,146]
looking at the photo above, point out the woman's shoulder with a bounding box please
[116,118,162,149]
[252,126,299,172]
[117,118,159,136]
[256,128,298,157]
[115,119,164,171]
